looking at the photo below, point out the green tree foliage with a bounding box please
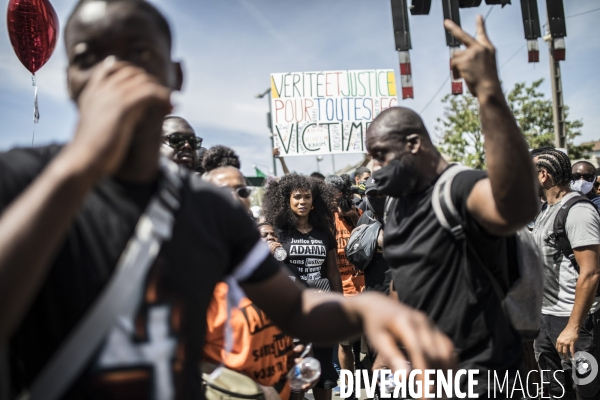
[508,79,588,159]
[436,79,588,168]
[436,94,485,169]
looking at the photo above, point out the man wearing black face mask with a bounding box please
[366,16,539,397]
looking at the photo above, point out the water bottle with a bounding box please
[573,355,592,377]
[382,380,396,395]
[287,357,321,390]
[274,246,287,261]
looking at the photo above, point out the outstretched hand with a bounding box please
[349,292,457,382]
[444,15,501,98]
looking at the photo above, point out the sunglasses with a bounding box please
[226,186,254,199]
[572,173,596,183]
[162,134,203,150]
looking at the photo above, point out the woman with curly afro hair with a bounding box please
[262,173,342,398]
[263,174,335,236]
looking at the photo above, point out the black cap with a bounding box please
[365,177,378,193]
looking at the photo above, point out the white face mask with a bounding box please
[570,179,594,195]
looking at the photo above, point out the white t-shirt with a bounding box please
[532,192,600,316]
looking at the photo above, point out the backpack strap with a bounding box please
[431,164,472,240]
[552,195,599,271]
[383,197,396,226]
[18,157,183,400]
[431,165,507,301]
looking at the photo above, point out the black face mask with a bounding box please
[371,154,419,198]
[366,197,386,217]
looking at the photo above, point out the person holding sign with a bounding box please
[273,147,291,175]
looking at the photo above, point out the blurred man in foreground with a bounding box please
[0,1,455,398]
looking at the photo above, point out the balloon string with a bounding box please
[32,74,39,146]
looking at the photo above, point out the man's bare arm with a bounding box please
[242,269,457,374]
[279,157,290,175]
[273,148,290,175]
[445,16,538,236]
[556,245,600,359]
[0,61,172,345]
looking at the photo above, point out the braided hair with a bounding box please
[534,147,572,186]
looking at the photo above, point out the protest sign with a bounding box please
[270,70,398,157]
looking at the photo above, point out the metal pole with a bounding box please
[548,46,566,149]
[266,90,278,176]
[331,154,336,174]
[545,20,567,150]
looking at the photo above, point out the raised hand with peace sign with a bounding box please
[444,15,501,99]
[439,15,539,237]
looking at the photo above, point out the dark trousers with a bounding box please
[313,346,338,389]
[534,309,600,399]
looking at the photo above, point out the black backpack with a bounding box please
[431,165,544,340]
[383,165,545,340]
[549,195,600,279]
[344,220,381,271]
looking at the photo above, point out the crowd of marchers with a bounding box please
[1,1,599,400]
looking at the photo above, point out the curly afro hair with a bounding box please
[262,173,336,238]
[202,145,241,172]
[325,174,354,211]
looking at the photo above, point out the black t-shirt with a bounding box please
[2,145,280,400]
[356,211,391,294]
[277,227,335,285]
[383,169,522,394]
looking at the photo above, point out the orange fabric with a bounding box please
[203,282,294,400]
[335,212,365,297]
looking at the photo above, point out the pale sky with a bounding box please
[1,0,598,177]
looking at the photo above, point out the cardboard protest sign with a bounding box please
[270,70,398,157]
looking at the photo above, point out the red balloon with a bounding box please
[7,0,59,74]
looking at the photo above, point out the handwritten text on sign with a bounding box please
[270,70,398,157]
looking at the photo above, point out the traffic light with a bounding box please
[519,0,542,62]
[409,0,431,15]
[391,0,414,98]
[546,0,567,60]
[388,0,567,97]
